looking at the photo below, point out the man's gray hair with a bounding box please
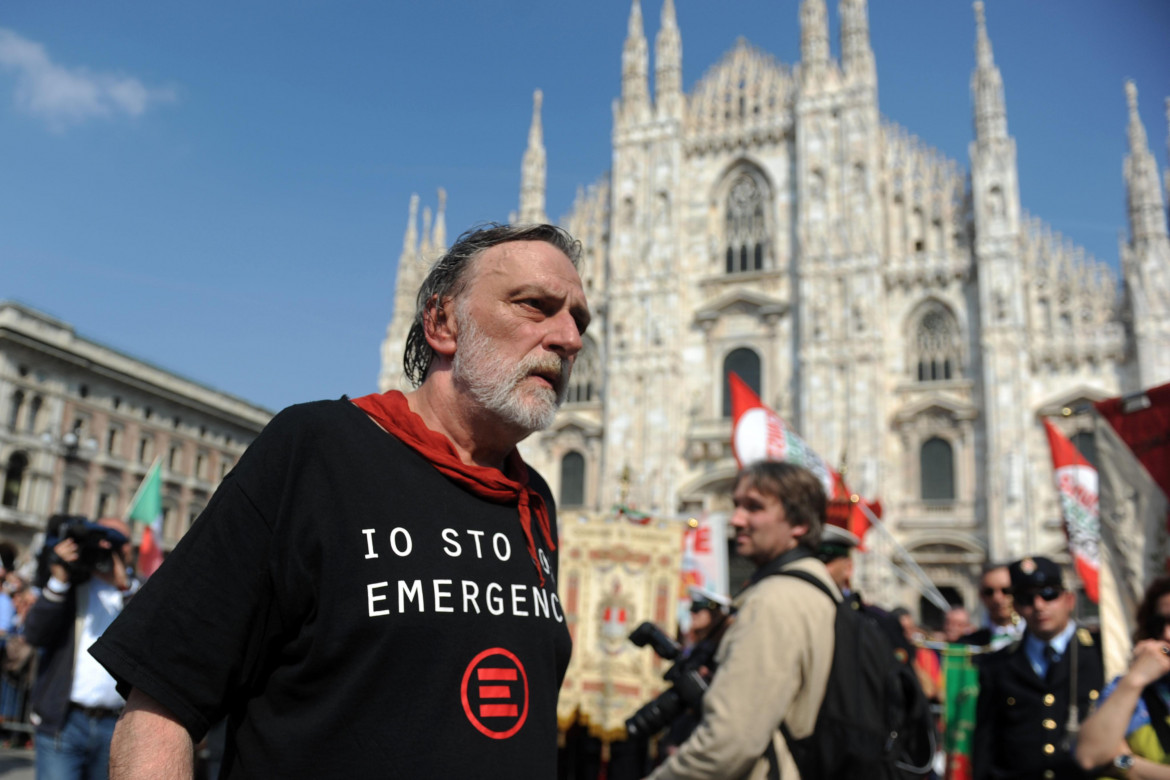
[402,223,582,386]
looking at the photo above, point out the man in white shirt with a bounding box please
[25,516,135,780]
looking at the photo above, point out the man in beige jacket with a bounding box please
[646,461,838,780]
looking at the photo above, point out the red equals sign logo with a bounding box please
[477,667,518,717]
[461,647,530,739]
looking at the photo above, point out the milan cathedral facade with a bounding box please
[380,1,1170,611]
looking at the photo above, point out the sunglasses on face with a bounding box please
[980,587,1011,598]
[1019,586,1064,604]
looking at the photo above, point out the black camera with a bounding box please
[39,514,129,585]
[624,622,717,739]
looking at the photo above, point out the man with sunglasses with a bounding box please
[973,556,1104,780]
[959,563,1024,653]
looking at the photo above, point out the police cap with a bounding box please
[1008,556,1064,595]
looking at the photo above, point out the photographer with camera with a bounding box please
[25,515,137,780]
[644,461,837,780]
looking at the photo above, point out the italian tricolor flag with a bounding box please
[126,457,164,578]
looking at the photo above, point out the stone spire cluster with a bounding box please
[971,1,1008,148]
[799,0,830,83]
[519,89,548,225]
[378,189,448,393]
[1124,81,1168,250]
[621,0,651,120]
[1121,80,1170,388]
[839,0,874,80]
[654,0,682,115]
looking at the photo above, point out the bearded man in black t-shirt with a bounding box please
[93,223,590,779]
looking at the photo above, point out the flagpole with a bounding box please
[123,456,163,524]
[859,502,952,613]
[866,542,954,613]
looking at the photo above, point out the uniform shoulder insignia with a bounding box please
[1077,627,1094,647]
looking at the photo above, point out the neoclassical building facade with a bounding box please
[0,302,272,557]
[380,1,1170,615]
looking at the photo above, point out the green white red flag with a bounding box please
[1041,419,1100,603]
[728,372,874,543]
[942,644,979,780]
[125,458,164,577]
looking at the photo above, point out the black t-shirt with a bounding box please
[92,400,572,778]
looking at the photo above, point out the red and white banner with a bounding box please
[678,512,729,631]
[728,373,874,543]
[1042,419,1100,603]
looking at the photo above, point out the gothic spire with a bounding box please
[839,0,874,78]
[800,0,830,80]
[1165,98,1170,206]
[1124,81,1169,248]
[971,1,1008,148]
[655,0,682,110]
[432,188,447,250]
[621,0,650,118]
[519,89,548,224]
[420,206,433,258]
[402,193,419,255]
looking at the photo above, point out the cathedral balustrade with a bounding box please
[894,499,977,529]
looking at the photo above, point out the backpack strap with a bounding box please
[770,567,841,605]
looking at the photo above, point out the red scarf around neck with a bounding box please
[351,390,555,587]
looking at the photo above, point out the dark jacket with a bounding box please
[23,582,82,736]
[973,625,1104,780]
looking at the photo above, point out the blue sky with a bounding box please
[3,1,1168,412]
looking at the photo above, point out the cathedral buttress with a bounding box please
[968,1,1032,561]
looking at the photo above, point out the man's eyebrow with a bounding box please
[573,304,592,332]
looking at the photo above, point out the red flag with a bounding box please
[1095,383,1170,500]
[137,525,164,578]
[728,373,874,543]
[1092,383,1170,679]
[1042,419,1100,603]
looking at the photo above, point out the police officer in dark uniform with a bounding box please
[973,556,1104,780]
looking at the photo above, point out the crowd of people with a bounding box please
[0,220,1164,780]
[0,541,38,750]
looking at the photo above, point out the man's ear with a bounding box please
[423,295,458,359]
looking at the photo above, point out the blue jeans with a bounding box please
[36,707,117,780]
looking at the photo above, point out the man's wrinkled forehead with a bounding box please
[468,240,590,324]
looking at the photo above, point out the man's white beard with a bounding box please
[452,309,570,434]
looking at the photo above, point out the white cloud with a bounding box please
[0,28,176,131]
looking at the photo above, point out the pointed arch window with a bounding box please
[723,348,761,418]
[724,173,769,274]
[913,303,961,382]
[920,437,955,501]
[566,337,600,405]
[560,452,586,508]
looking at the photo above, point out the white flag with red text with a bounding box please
[1042,419,1100,603]
[729,373,874,542]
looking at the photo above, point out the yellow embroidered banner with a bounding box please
[556,511,684,741]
